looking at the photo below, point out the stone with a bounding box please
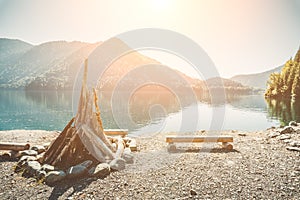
[41,164,55,173]
[36,153,45,163]
[30,145,46,154]
[88,163,110,178]
[280,126,295,134]
[109,158,126,171]
[10,150,21,159]
[45,170,66,185]
[15,156,37,173]
[238,133,247,136]
[66,160,93,178]
[167,144,177,152]
[279,135,291,140]
[190,189,197,195]
[79,160,93,168]
[43,142,51,149]
[286,146,300,152]
[67,165,87,178]
[37,170,47,181]
[283,139,292,144]
[289,141,300,147]
[289,121,298,127]
[24,161,41,177]
[19,155,37,162]
[268,132,280,138]
[1,152,12,160]
[122,153,134,164]
[20,150,38,157]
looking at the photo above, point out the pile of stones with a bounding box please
[268,121,300,152]
[2,144,134,185]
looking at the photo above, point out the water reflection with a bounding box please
[0,90,299,131]
[265,98,300,126]
[0,90,72,131]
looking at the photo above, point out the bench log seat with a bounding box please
[166,135,233,152]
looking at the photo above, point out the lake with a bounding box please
[0,90,299,135]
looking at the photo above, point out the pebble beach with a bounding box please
[0,124,300,200]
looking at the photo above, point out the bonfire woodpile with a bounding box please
[1,59,136,185]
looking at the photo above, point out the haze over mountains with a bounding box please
[231,65,283,89]
[0,38,272,92]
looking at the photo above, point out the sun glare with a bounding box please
[151,0,172,11]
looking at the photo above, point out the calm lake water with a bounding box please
[0,90,299,135]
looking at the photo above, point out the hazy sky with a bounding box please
[0,0,299,77]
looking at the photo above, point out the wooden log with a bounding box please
[51,128,79,167]
[77,128,106,163]
[115,137,125,158]
[0,142,30,151]
[165,135,233,143]
[82,125,114,160]
[104,129,128,137]
[42,118,75,164]
[129,139,137,151]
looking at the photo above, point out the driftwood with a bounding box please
[0,142,30,151]
[115,137,125,158]
[41,59,119,169]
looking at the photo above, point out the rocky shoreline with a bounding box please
[0,124,300,199]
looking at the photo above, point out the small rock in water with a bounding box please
[286,146,300,152]
[190,189,197,195]
[280,126,295,134]
[45,170,66,185]
[30,145,46,154]
[88,163,110,178]
[110,158,126,171]
[289,121,298,127]
[20,150,38,157]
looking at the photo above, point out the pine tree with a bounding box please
[294,47,300,63]
[292,63,300,98]
[265,47,300,100]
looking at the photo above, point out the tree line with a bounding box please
[265,48,300,99]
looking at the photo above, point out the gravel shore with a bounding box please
[0,127,300,200]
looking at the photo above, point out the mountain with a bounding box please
[0,38,33,61]
[0,38,256,96]
[204,77,259,95]
[231,65,283,89]
[0,38,98,89]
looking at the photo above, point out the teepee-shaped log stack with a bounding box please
[41,59,121,170]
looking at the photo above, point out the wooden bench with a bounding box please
[166,135,233,152]
[104,129,128,137]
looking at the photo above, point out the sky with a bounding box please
[0,0,299,78]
